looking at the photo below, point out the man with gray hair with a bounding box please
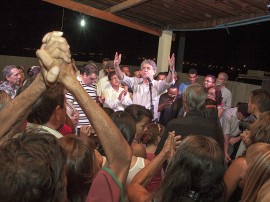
[66,62,98,133]
[114,52,175,121]
[156,83,224,154]
[0,65,22,98]
[216,72,232,109]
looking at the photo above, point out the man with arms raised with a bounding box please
[114,52,175,121]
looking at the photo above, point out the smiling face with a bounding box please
[204,76,215,90]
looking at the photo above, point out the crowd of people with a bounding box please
[0,31,270,202]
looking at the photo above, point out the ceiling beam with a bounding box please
[43,0,162,36]
[106,0,148,13]
[171,12,269,30]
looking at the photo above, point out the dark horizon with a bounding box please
[1,0,270,78]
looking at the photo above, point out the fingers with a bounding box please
[36,49,54,69]
[46,66,60,84]
[42,31,63,43]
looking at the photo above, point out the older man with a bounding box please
[114,52,175,121]
[216,72,232,109]
[0,65,22,98]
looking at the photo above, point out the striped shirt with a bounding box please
[66,75,97,128]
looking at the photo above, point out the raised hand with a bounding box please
[168,53,175,71]
[114,52,122,68]
[36,31,73,85]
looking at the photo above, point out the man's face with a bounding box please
[109,74,120,87]
[6,68,21,86]
[216,73,226,86]
[122,66,131,77]
[140,64,156,80]
[157,74,166,81]
[188,73,198,84]
[168,88,178,99]
[133,70,141,78]
[82,73,97,86]
[204,76,215,90]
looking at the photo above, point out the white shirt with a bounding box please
[103,85,132,111]
[121,75,171,121]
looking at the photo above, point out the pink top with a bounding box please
[146,153,163,193]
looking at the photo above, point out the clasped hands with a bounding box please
[36,31,73,85]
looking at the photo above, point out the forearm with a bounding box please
[224,134,229,154]
[63,76,132,183]
[158,103,165,112]
[114,64,124,80]
[0,74,46,141]
[165,70,173,84]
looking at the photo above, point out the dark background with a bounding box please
[1,0,270,80]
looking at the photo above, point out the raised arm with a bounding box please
[0,32,67,142]
[38,33,132,185]
[127,132,176,202]
[114,52,124,80]
[165,53,175,84]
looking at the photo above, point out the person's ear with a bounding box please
[54,105,63,121]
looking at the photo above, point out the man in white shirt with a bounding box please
[114,52,175,121]
[216,72,232,109]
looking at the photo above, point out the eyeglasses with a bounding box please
[204,80,214,83]
[141,66,154,71]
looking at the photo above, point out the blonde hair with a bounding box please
[246,111,270,147]
[242,143,270,202]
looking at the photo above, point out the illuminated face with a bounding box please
[6,68,21,86]
[82,73,97,86]
[168,88,178,99]
[157,74,166,81]
[188,73,198,84]
[216,73,227,86]
[204,76,215,89]
[133,70,141,78]
[109,74,120,88]
[140,64,156,80]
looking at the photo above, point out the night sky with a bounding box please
[1,0,270,73]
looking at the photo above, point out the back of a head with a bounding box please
[159,135,225,202]
[125,104,153,123]
[183,83,206,111]
[58,134,96,202]
[250,89,270,113]
[237,102,250,118]
[242,143,270,202]
[110,111,136,145]
[248,111,270,147]
[141,123,165,145]
[27,83,65,125]
[0,130,67,202]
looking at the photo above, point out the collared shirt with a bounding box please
[179,81,190,95]
[221,85,232,109]
[66,75,97,128]
[222,107,241,137]
[0,81,19,99]
[27,122,63,138]
[121,74,171,121]
[103,85,132,111]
